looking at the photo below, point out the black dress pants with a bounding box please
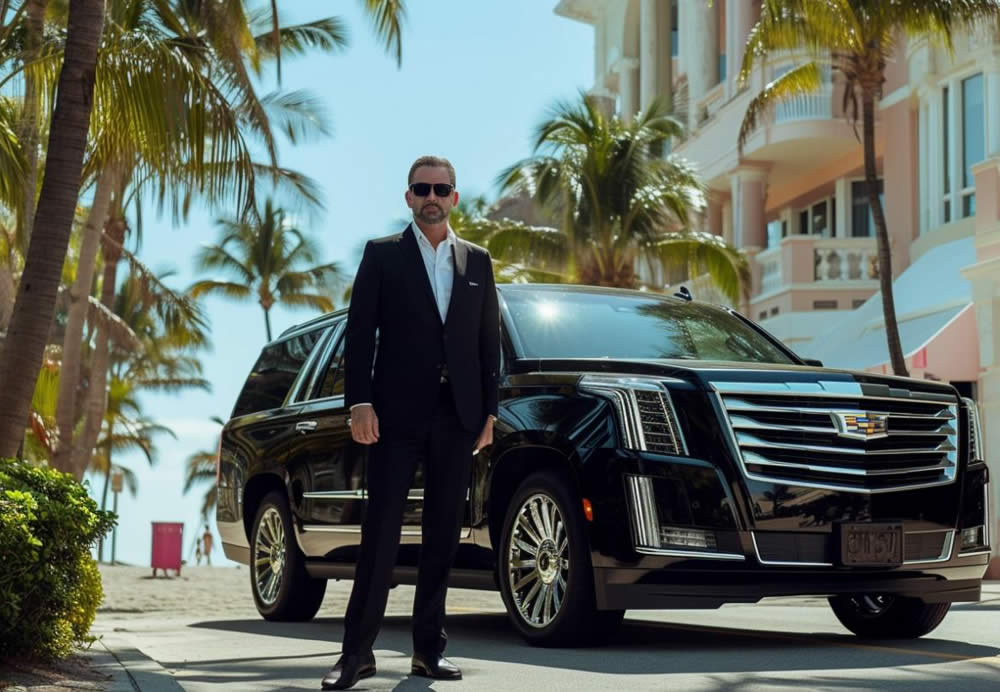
[341,380,477,657]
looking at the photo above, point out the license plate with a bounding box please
[841,523,904,566]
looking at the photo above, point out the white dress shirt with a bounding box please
[349,222,456,411]
[414,221,457,323]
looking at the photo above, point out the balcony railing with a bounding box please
[774,83,834,123]
[813,238,880,281]
[752,236,879,299]
[757,246,782,295]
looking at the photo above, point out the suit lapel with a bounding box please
[445,238,468,328]
[402,224,442,323]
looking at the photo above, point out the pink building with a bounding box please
[556,0,998,569]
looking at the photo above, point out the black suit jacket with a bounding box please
[344,224,500,435]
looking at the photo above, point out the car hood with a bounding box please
[509,357,959,399]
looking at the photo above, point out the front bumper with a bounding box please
[594,551,989,610]
[584,449,991,609]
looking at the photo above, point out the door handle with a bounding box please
[296,420,318,433]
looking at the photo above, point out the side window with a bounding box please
[232,328,324,417]
[313,329,378,400]
[315,332,347,399]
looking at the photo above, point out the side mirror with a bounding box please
[803,358,823,368]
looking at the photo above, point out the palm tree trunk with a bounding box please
[263,307,272,341]
[16,0,48,247]
[53,166,117,473]
[0,263,14,330]
[71,214,125,479]
[862,88,908,377]
[98,460,111,562]
[0,0,106,459]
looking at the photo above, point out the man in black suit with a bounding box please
[322,156,500,690]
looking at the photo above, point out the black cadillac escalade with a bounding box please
[216,284,991,646]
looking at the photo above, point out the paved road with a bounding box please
[93,578,1000,691]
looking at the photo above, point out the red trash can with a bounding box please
[151,521,184,577]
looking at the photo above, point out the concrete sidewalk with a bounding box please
[88,581,1000,691]
[88,634,185,692]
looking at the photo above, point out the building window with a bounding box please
[766,219,788,248]
[671,3,678,57]
[852,298,867,309]
[719,54,727,84]
[943,85,950,222]
[770,306,779,316]
[813,300,838,310]
[961,73,983,217]
[759,311,768,320]
[851,180,885,237]
[939,74,984,223]
[797,197,835,236]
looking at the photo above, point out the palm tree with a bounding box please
[189,198,342,341]
[736,0,1000,376]
[183,416,226,520]
[449,196,575,284]
[0,0,105,458]
[92,375,177,562]
[52,0,308,474]
[496,94,749,301]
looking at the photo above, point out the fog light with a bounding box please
[961,525,986,550]
[661,527,717,549]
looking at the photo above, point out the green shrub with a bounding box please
[0,457,115,660]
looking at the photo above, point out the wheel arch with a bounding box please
[487,443,584,553]
[242,471,287,540]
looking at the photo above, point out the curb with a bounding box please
[88,635,185,692]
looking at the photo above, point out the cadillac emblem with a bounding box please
[832,411,889,440]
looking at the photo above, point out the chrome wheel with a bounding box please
[253,507,287,606]
[507,492,569,629]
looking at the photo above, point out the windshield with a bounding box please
[502,287,795,364]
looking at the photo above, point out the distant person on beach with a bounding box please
[194,538,203,566]
[202,525,213,566]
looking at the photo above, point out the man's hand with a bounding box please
[473,417,494,454]
[350,404,379,444]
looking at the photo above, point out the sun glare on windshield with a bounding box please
[535,301,560,321]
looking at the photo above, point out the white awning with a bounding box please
[799,236,977,378]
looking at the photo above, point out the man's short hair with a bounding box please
[408,155,456,187]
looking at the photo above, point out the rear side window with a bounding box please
[314,333,346,399]
[232,329,324,417]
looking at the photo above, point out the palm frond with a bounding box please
[738,61,824,154]
[650,233,751,305]
[361,0,406,67]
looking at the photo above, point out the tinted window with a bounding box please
[314,333,346,399]
[503,288,794,364]
[232,329,325,417]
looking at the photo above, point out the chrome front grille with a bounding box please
[714,380,960,493]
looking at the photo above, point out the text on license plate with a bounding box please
[841,523,904,565]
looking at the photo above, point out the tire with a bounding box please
[250,490,327,621]
[829,594,951,639]
[497,471,624,647]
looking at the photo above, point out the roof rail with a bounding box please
[276,309,344,339]
[673,286,693,302]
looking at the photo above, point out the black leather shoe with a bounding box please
[321,652,376,690]
[410,652,462,680]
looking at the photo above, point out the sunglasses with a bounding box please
[409,182,454,197]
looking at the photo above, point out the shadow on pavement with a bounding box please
[181,612,1000,677]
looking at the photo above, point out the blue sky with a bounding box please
[85,1,594,566]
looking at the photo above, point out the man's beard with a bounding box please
[415,204,446,223]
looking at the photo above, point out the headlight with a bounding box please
[962,397,984,462]
[579,375,686,456]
